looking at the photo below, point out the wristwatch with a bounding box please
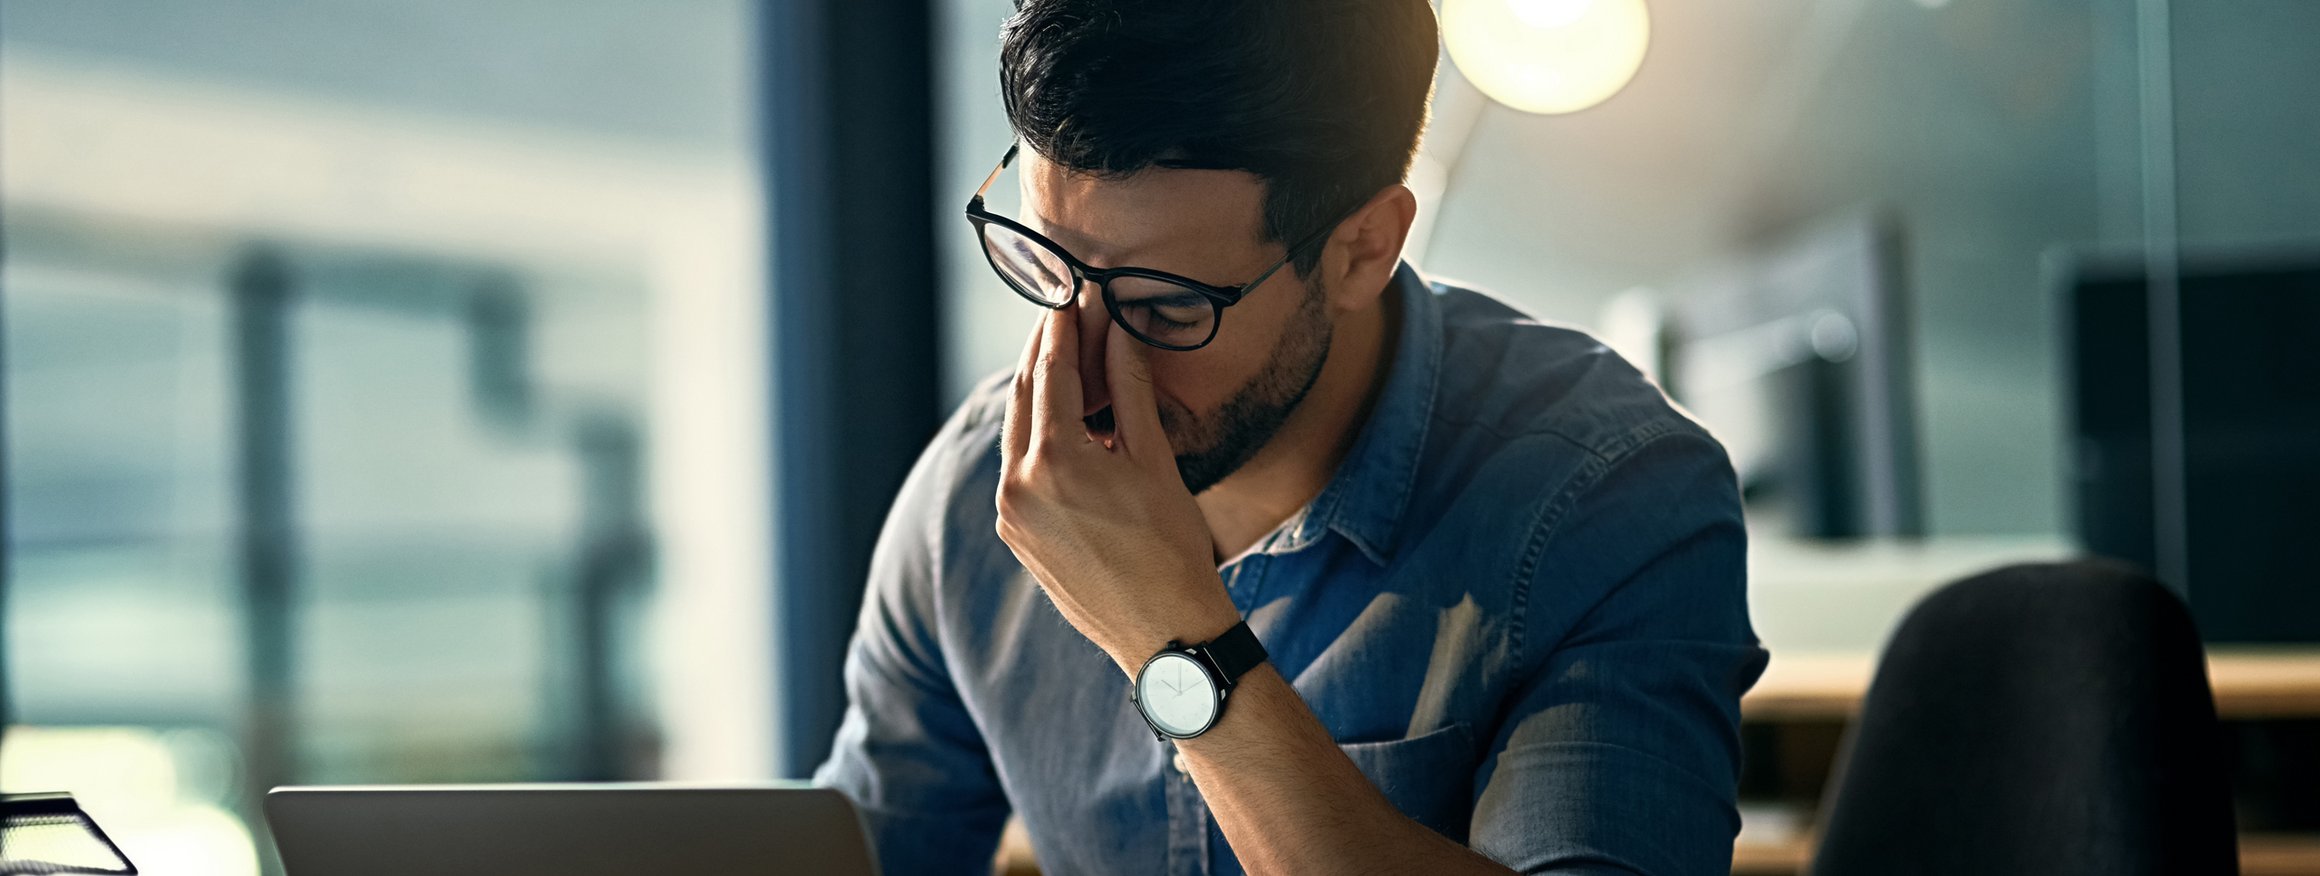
[1131,621,1268,740]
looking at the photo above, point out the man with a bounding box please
[814,1,1768,873]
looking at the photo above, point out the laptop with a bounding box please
[265,783,878,876]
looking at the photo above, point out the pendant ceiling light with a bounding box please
[1441,0,1652,115]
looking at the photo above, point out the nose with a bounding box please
[1072,284,1112,421]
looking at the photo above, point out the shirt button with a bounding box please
[1172,751,1191,775]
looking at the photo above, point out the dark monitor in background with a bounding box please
[2063,252,2320,644]
[1663,214,1925,540]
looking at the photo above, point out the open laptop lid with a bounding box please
[265,783,876,876]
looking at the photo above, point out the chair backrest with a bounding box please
[1810,561,2238,876]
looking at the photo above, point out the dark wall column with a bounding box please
[1,223,11,742]
[760,0,944,777]
[230,248,299,816]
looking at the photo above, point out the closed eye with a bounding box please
[1116,294,1210,328]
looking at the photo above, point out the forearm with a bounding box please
[1171,664,1514,876]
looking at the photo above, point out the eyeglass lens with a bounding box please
[978,221,1219,349]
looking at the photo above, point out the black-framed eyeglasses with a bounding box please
[966,144,1347,351]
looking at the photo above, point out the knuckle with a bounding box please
[996,467,1042,509]
[992,495,1022,533]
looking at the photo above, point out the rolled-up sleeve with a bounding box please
[1469,427,1770,875]
[812,403,1011,875]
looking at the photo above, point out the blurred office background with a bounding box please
[2,3,770,872]
[4,0,2316,874]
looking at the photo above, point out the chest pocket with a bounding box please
[1338,722,1477,842]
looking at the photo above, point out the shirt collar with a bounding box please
[1266,261,1441,566]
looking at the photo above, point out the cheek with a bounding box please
[1143,352,1213,417]
[1143,285,1307,415]
[1147,336,1258,416]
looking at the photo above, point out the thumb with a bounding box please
[1105,322,1168,463]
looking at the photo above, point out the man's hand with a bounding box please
[993,304,1518,876]
[995,304,1242,674]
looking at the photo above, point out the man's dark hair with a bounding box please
[999,0,1439,275]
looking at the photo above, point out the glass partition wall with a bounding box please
[1,5,768,873]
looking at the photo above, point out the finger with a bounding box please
[1104,320,1169,464]
[1031,299,1085,448]
[1003,313,1042,464]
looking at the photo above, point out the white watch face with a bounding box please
[1137,652,1219,737]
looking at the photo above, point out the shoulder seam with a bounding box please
[1432,409,1697,467]
[1504,418,1715,665]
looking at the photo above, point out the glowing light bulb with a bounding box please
[1441,0,1652,115]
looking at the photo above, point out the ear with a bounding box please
[1320,184,1418,314]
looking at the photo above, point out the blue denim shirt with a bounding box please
[816,263,1768,875]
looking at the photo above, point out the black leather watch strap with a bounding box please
[1195,621,1267,689]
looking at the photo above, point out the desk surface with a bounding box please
[1745,647,2320,720]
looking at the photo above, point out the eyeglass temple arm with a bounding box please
[969,143,1021,208]
[1235,204,1359,298]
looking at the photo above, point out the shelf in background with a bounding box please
[1733,833,2320,875]
[2244,833,2320,876]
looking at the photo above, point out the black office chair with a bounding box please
[1810,561,2238,876]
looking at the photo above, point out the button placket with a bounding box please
[1162,742,1208,875]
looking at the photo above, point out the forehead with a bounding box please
[1017,148,1270,275]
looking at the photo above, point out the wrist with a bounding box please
[1108,586,1241,674]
